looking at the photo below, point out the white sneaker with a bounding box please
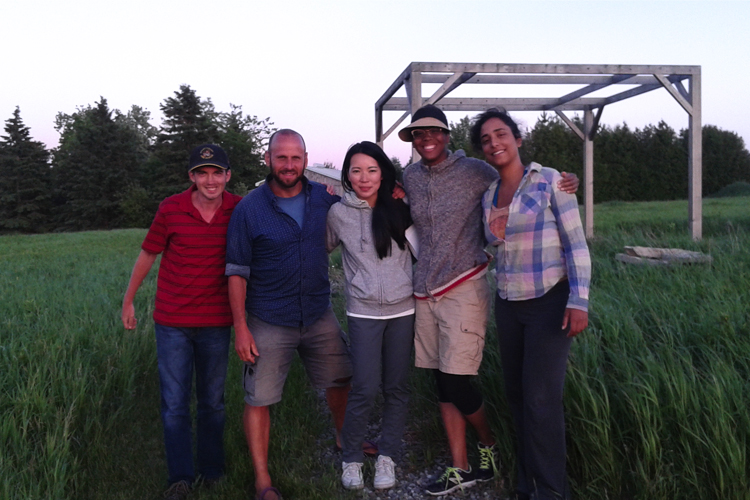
[341,461,364,490]
[374,455,396,490]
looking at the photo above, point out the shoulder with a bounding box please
[531,164,563,189]
[308,180,339,205]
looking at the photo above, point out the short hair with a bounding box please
[267,129,306,154]
[470,108,522,151]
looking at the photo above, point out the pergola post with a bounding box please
[583,108,595,238]
[688,71,702,240]
[409,67,423,164]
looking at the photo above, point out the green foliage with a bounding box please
[52,98,145,231]
[0,107,52,232]
[146,85,220,202]
[709,181,750,198]
[698,125,750,196]
[448,115,477,158]
[217,103,274,193]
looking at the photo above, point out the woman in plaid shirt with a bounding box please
[471,109,591,500]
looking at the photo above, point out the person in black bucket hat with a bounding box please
[398,104,580,496]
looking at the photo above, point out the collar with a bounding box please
[418,149,465,174]
[177,184,233,218]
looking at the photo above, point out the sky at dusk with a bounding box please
[2,0,748,168]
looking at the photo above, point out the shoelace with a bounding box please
[438,466,463,485]
[376,458,394,476]
[343,463,361,479]
[479,446,498,474]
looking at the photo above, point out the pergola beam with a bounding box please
[374,62,702,240]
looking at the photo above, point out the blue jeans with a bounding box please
[154,324,230,485]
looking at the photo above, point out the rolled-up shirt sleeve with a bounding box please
[225,202,252,280]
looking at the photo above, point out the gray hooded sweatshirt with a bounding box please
[326,191,415,317]
[403,150,499,297]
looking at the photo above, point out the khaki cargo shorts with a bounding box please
[414,277,491,375]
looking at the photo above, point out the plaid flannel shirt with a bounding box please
[482,162,591,311]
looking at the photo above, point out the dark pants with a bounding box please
[155,324,230,485]
[495,281,572,500]
[341,314,415,462]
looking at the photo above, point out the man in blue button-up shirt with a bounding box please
[226,129,352,500]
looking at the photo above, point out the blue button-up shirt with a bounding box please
[225,177,339,327]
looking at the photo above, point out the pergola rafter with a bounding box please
[375,62,702,240]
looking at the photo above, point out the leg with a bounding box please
[340,317,384,463]
[378,314,415,459]
[194,326,231,480]
[155,324,195,485]
[297,307,353,446]
[465,403,494,446]
[243,404,274,498]
[516,283,572,500]
[440,401,469,470]
[496,294,530,497]
[241,314,299,499]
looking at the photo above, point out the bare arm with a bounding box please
[122,250,159,329]
[228,275,259,363]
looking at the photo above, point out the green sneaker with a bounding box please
[425,466,476,496]
[476,442,500,482]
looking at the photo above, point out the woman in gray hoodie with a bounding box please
[326,141,414,492]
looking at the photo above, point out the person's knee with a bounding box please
[435,371,483,415]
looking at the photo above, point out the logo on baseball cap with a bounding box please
[188,144,230,172]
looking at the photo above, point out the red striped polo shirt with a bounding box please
[142,185,242,327]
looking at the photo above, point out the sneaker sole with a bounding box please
[425,479,477,496]
[476,474,495,483]
[374,480,396,490]
[342,483,364,490]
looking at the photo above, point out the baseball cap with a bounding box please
[188,144,230,172]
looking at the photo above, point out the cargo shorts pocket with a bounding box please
[458,321,486,363]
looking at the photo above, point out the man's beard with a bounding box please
[270,168,303,189]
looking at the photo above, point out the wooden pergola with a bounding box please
[375,62,703,240]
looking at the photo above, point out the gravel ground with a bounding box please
[316,391,510,500]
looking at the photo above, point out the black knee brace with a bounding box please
[434,370,483,415]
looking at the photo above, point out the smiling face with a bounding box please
[265,132,307,195]
[188,166,230,203]
[412,127,450,167]
[479,117,523,170]
[347,153,382,207]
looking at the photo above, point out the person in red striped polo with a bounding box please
[121,144,242,500]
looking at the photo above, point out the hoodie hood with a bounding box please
[341,190,373,209]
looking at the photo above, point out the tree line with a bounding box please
[0,85,273,233]
[449,112,750,203]
[3,97,750,234]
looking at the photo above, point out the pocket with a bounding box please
[458,320,486,362]
[383,267,414,304]
[518,183,550,215]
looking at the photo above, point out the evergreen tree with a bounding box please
[52,98,144,231]
[449,116,477,158]
[0,107,51,232]
[146,85,219,201]
[696,125,750,196]
[217,104,273,195]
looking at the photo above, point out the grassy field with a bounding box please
[1,197,749,499]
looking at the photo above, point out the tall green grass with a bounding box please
[2,197,750,499]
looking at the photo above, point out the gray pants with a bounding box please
[341,314,415,463]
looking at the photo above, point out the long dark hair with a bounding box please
[341,142,412,259]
